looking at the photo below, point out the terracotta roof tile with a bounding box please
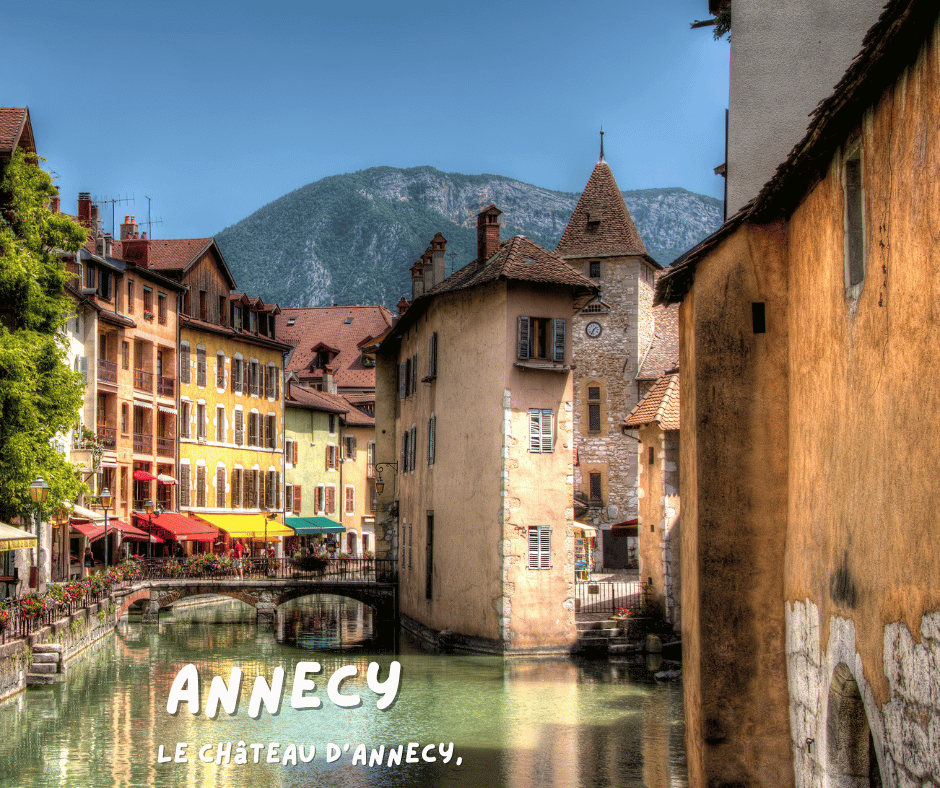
[637,303,679,380]
[277,305,394,391]
[113,238,213,272]
[285,384,349,414]
[0,107,33,155]
[623,373,680,430]
[554,160,648,259]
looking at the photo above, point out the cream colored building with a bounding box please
[376,207,597,654]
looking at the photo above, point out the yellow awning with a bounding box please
[192,513,294,539]
[0,521,37,551]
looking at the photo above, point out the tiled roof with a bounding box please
[0,107,33,155]
[113,238,212,272]
[285,383,350,414]
[637,302,679,381]
[277,305,394,391]
[554,160,648,260]
[342,403,375,427]
[623,373,680,430]
[427,235,597,297]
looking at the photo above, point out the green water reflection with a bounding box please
[0,598,686,788]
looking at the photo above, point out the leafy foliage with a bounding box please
[691,2,732,41]
[0,150,87,521]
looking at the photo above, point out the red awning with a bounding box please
[117,518,164,543]
[133,470,157,481]
[145,512,218,543]
[71,521,105,541]
[156,474,177,485]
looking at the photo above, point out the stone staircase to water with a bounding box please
[26,644,64,686]
[575,619,637,655]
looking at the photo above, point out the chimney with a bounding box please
[324,363,337,395]
[50,196,60,214]
[102,234,113,259]
[431,232,447,286]
[122,237,150,268]
[397,296,410,316]
[476,206,502,263]
[411,260,425,300]
[77,193,92,227]
[120,214,139,240]
[91,204,101,233]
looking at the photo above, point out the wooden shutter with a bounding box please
[179,464,191,507]
[243,470,251,509]
[553,318,566,362]
[429,332,438,378]
[345,485,354,514]
[293,484,301,513]
[409,426,417,471]
[217,467,226,508]
[292,440,298,465]
[529,410,542,453]
[399,362,407,399]
[517,316,530,359]
[427,416,435,465]
[243,360,250,396]
[264,415,272,448]
[541,409,554,453]
[326,486,335,514]
[411,354,417,394]
[528,526,551,570]
[527,527,540,570]
[232,469,241,507]
[196,465,206,507]
[274,367,279,400]
[401,431,408,471]
[275,471,281,509]
[264,365,270,398]
[235,410,243,445]
[180,345,191,384]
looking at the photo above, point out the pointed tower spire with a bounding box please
[599,127,605,162]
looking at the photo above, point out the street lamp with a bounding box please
[143,499,164,566]
[28,477,50,585]
[99,487,113,571]
[374,463,398,495]
[263,506,278,576]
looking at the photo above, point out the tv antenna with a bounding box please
[141,196,163,238]
[93,195,134,237]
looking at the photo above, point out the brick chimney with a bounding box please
[430,232,447,286]
[122,236,150,268]
[411,259,424,300]
[476,206,502,263]
[324,363,337,395]
[397,296,410,316]
[50,196,60,214]
[120,215,139,240]
[77,193,92,227]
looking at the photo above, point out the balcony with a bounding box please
[134,432,153,453]
[98,359,117,384]
[96,425,116,448]
[157,436,174,457]
[157,375,175,398]
[134,368,153,393]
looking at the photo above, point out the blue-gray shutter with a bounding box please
[409,426,417,471]
[539,526,552,569]
[399,361,407,399]
[427,416,435,465]
[529,409,541,452]
[518,316,530,359]
[541,409,554,453]
[553,318,566,362]
[528,527,540,569]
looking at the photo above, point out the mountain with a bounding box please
[214,166,723,309]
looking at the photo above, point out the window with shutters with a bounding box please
[197,403,207,441]
[265,414,276,449]
[158,293,168,325]
[180,344,191,385]
[328,414,336,435]
[345,485,354,515]
[527,526,551,570]
[517,316,566,362]
[248,470,258,509]
[250,361,260,397]
[427,332,438,380]
[293,484,303,513]
[196,465,206,508]
[427,416,436,466]
[179,464,191,507]
[266,470,276,509]
[843,135,866,297]
[127,280,134,314]
[143,286,153,314]
[315,485,324,513]
[216,353,225,388]
[248,412,257,446]
[325,485,336,515]
[243,470,251,510]
[216,405,225,442]
[234,409,244,445]
[216,467,226,508]
[370,485,377,513]
[180,401,191,439]
[196,347,207,387]
[410,354,417,394]
[232,469,242,507]
[285,484,293,513]
[285,438,293,466]
[528,409,554,453]
[327,444,338,470]
[343,435,356,460]
[426,512,434,599]
[367,441,375,479]
[588,386,602,433]
[232,358,243,393]
[589,472,603,505]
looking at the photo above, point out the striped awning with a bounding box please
[0,522,37,551]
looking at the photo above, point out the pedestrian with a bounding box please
[234,538,245,578]
[83,547,94,578]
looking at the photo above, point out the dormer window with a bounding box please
[344,317,353,325]
[287,317,296,327]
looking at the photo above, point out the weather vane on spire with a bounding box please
[600,127,605,161]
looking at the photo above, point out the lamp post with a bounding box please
[374,463,398,496]
[143,499,164,567]
[99,487,113,571]
[28,477,50,587]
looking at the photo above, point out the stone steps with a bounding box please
[27,643,64,686]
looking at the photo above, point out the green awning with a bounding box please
[285,516,346,535]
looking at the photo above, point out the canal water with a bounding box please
[0,597,686,788]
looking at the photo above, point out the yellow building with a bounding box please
[115,228,293,553]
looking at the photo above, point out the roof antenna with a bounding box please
[599,127,605,162]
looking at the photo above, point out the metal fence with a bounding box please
[139,557,398,583]
[0,582,117,643]
[575,580,642,616]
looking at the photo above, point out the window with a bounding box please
[427,416,436,466]
[232,357,243,393]
[216,353,226,388]
[218,295,226,325]
[121,341,129,370]
[285,484,293,514]
[367,441,375,479]
[266,470,277,509]
[326,444,338,470]
[343,435,356,460]
[196,465,206,508]
[196,347,207,387]
[180,401,191,438]
[232,469,243,507]
[248,470,258,509]
[85,263,95,289]
[121,403,128,435]
[426,512,434,600]
[529,409,554,453]
[180,344,191,385]
[428,332,438,379]
[589,472,602,505]
[648,445,655,465]
[285,438,294,466]
[517,317,566,362]
[265,365,278,399]
[248,412,258,446]
[143,287,153,314]
[158,293,167,325]
[216,467,226,508]
[527,526,551,570]
[589,260,601,279]
[234,410,244,445]
[402,426,417,472]
[199,290,208,321]
[588,386,601,433]
[410,426,416,471]
[127,280,134,313]
[328,414,336,435]
[250,361,260,397]
[197,403,206,440]
[98,270,111,301]
[370,485,377,514]
[410,354,417,394]
[316,485,324,514]
[179,464,191,507]
[844,137,865,295]
[250,310,257,333]
[345,485,355,515]
[266,414,276,449]
[216,406,225,442]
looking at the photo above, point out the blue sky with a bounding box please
[3,0,729,239]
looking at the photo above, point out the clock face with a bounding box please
[586,321,602,338]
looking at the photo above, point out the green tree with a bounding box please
[0,149,87,521]
[692,2,731,41]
